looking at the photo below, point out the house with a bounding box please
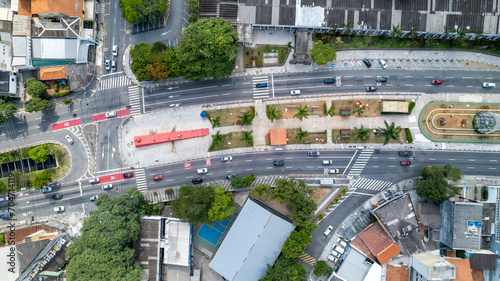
[349,222,401,266]
[440,197,483,250]
[269,128,287,145]
[408,252,456,280]
[39,66,67,81]
[335,246,382,281]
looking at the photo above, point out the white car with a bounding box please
[221,156,233,162]
[54,206,65,212]
[379,59,387,69]
[327,255,338,263]
[332,245,345,254]
[105,59,110,71]
[290,90,301,95]
[482,82,496,88]
[105,111,117,118]
[65,135,73,144]
[328,169,340,174]
[322,160,333,165]
[330,249,341,258]
[324,225,333,236]
[112,45,118,57]
[102,184,113,190]
[90,195,99,201]
[197,168,208,174]
[336,237,348,248]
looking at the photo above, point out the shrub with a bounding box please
[53,82,59,92]
[323,103,327,114]
[405,128,413,143]
[165,189,174,195]
[63,98,72,105]
[249,106,256,121]
[408,101,416,114]
[51,90,72,98]
[318,214,324,220]
[482,186,488,200]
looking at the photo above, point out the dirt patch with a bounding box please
[205,107,253,126]
[420,103,500,141]
[209,131,253,152]
[286,129,327,144]
[311,188,333,204]
[253,195,293,218]
[232,189,250,207]
[272,101,326,119]
[462,60,500,69]
[332,128,408,144]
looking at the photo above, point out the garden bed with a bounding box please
[208,131,253,151]
[244,45,290,67]
[271,101,326,119]
[332,128,408,144]
[205,106,253,126]
[286,129,327,144]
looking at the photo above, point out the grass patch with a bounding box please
[208,131,253,152]
[332,128,407,144]
[405,128,413,143]
[286,129,327,144]
[205,106,253,126]
[244,45,290,67]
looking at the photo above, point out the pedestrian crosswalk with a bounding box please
[252,76,270,99]
[351,177,393,192]
[347,149,374,176]
[100,74,132,90]
[134,168,148,192]
[128,85,142,115]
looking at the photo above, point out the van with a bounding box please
[482,82,495,88]
[322,160,333,165]
[112,45,118,57]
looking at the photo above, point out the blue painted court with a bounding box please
[197,216,232,246]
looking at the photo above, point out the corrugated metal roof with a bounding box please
[32,38,77,60]
[209,198,295,281]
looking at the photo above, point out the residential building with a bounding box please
[440,197,483,250]
[408,252,456,281]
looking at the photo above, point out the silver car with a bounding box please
[102,184,113,190]
[65,135,74,144]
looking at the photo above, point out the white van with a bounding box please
[482,82,495,88]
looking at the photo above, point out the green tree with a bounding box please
[326,102,335,117]
[176,18,238,81]
[294,105,309,121]
[31,170,52,189]
[260,256,307,281]
[353,125,370,141]
[250,183,272,199]
[25,97,53,113]
[238,110,253,126]
[309,40,337,65]
[28,146,48,163]
[274,179,316,226]
[354,106,364,117]
[0,99,16,123]
[187,0,199,14]
[392,24,403,38]
[212,116,221,128]
[240,130,253,146]
[286,41,294,50]
[416,165,462,204]
[296,127,308,141]
[26,77,47,98]
[130,42,153,81]
[208,186,235,222]
[210,131,225,150]
[266,105,282,122]
[313,260,333,276]
[282,222,317,259]
[164,48,183,77]
[147,53,171,82]
[121,0,167,24]
[170,184,216,225]
[377,120,401,145]
[230,175,246,188]
[0,233,5,245]
[243,173,256,186]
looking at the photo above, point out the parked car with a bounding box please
[65,135,74,144]
[41,186,52,193]
[255,82,268,88]
[376,77,387,82]
[308,151,320,157]
[105,111,117,118]
[153,175,163,180]
[336,237,348,248]
[328,169,340,174]
[327,255,338,263]
[330,249,341,258]
[432,80,442,85]
[51,194,63,200]
[290,90,301,95]
[366,86,377,92]
[112,45,118,57]
[105,59,110,71]
[192,178,203,184]
[362,58,372,68]
[221,156,233,162]
[400,161,411,166]
[322,160,333,165]
[102,184,113,190]
[123,172,134,178]
[89,178,100,184]
[398,151,412,157]
[378,59,387,69]
[90,195,99,201]
[324,225,333,236]
[54,206,65,212]
[332,244,345,254]
[0,213,11,219]
[482,82,496,88]
[225,174,237,180]
[197,168,208,174]
[273,160,284,166]
[324,78,335,84]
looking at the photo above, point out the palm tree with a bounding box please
[238,110,252,126]
[353,125,370,141]
[295,127,309,141]
[294,105,309,121]
[392,24,403,38]
[266,105,283,122]
[240,130,253,146]
[443,25,450,39]
[211,131,225,150]
[212,116,221,128]
[354,106,364,117]
[286,41,294,50]
[409,28,418,40]
[377,120,401,145]
[344,21,353,35]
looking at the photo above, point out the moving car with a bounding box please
[89,178,100,183]
[332,244,345,254]
[322,160,333,165]
[0,213,11,219]
[111,60,116,71]
[328,169,340,174]
[105,59,110,70]
[192,178,203,184]
[378,60,387,68]
[290,90,301,95]
[366,86,377,92]
[197,168,208,174]
[398,151,412,157]
[112,45,119,57]
[432,80,442,85]
[221,156,233,162]
[225,174,237,180]
[123,172,134,178]
[376,77,387,82]
[0,196,9,202]
[255,82,268,88]
[482,82,496,88]
[105,111,117,118]
[153,175,163,180]
[336,237,348,248]
[324,78,335,84]
[65,135,73,144]
[362,58,372,68]
[102,184,113,190]
[273,160,284,166]
[308,151,320,157]
[327,255,338,263]
[90,195,99,201]
[324,225,333,236]
[41,186,52,193]
[51,194,63,200]
[400,161,411,166]
[54,206,65,212]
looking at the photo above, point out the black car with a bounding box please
[324,78,335,84]
[192,178,203,184]
[51,194,63,200]
[225,174,237,180]
[307,151,320,157]
[362,58,372,68]
[398,151,412,157]
[123,172,134,178]
[376,77,387,82]
[273,160,284,166]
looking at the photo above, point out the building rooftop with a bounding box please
[32,38,78,60]
[469,251,496,270]
[386,264,409,281]
[418,202,442,227]
[31,0,83,17]
[445,258,473,281]
[410,252,456,280]
[269,128,286,145]
[373,193,419,239]
[336,246,380,281]
[39,66,67,80]
[440,198,483,250]
[356,222,399,265]
[6,224,59,244]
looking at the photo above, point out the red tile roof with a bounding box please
[18,0,31,16]
[31,0,83,17]
[270,129,287,145]
[386,264,409,281]
[358,222,393,256]
[377,243,401,265]
[6,225,59,243]
[39,66,67,80]
[445,258,473,281]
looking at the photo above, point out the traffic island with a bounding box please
[419,102,500,142]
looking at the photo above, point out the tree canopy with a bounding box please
[28,146,48,163]
[282,222,317,259]
[25,97,52,113]
[26,77,47,98]
[309,41,337,65]
[130,41,181,82]
[416,164,463,204]
[176,18,239,81]
[260,256,307,281]
[0,99,16,123]
[31,170,52,189]
[121,0,168,24]
[65,188,145,280]
[313,260,333,276]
